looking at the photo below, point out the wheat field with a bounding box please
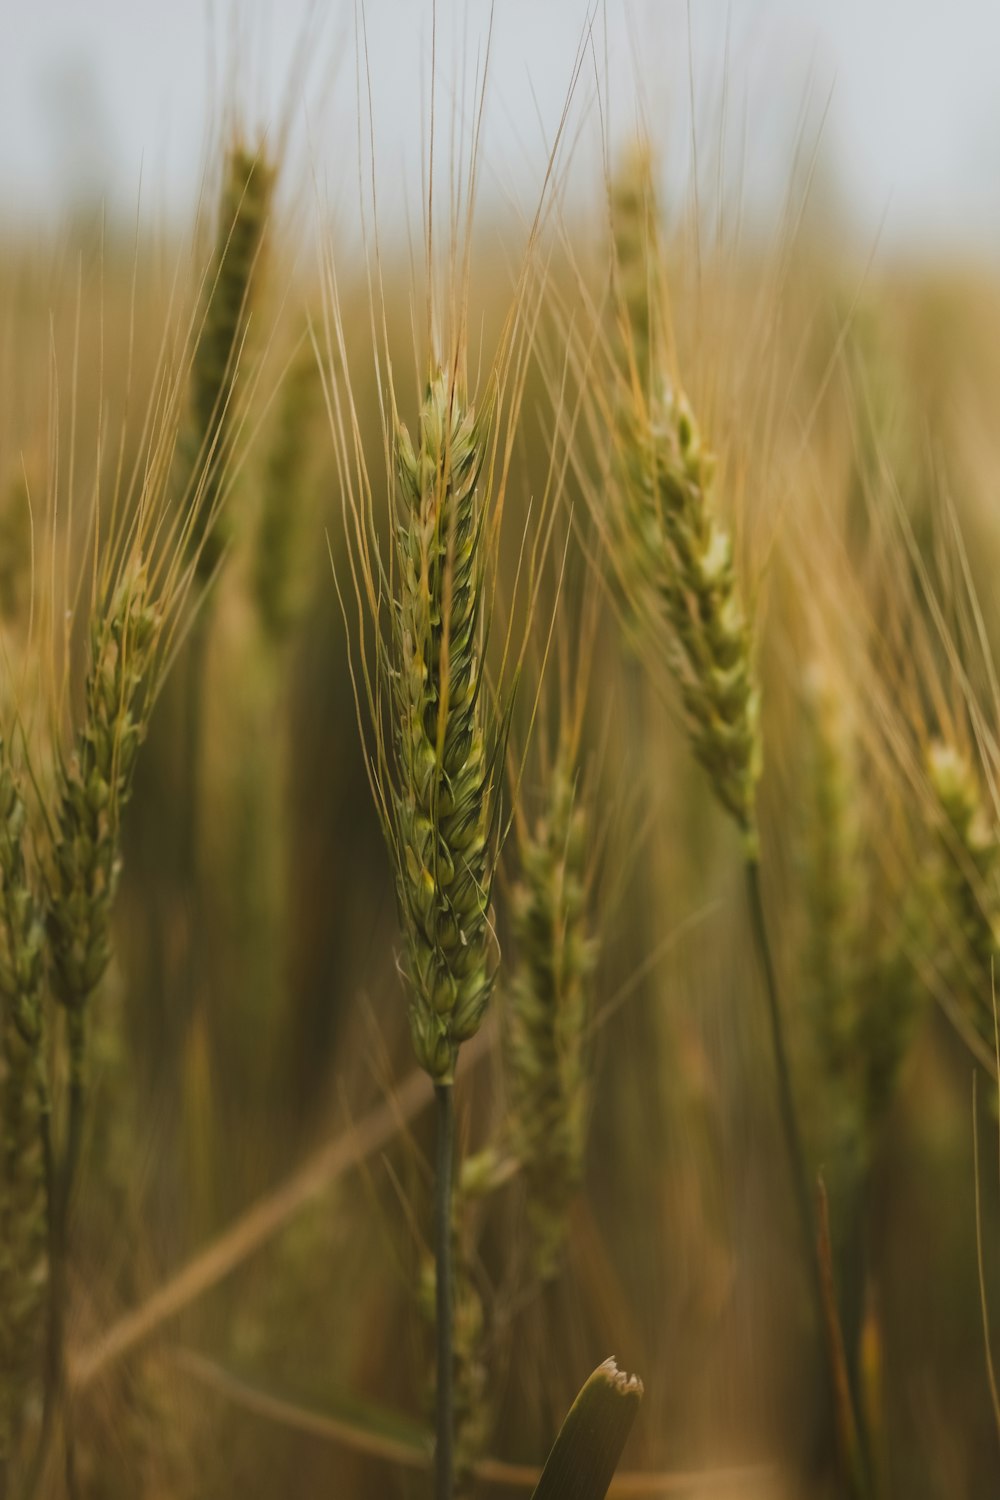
[2,7,1000,1498]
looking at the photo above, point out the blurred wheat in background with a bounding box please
[4,2,1000,1497]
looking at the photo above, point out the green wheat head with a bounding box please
[926,739,1000,1052]
[0,747,47,1461]
[47,564,161,1018]
[507,744,595,1279]
[620,381,761,852]
[185,142,275,586]
[610,142,660,385]
[391,370,497,1084]
[800,669,922,1154]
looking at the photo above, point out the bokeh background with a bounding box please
[3,4,1000,1498]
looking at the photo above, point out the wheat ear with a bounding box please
[926,740,1000,1054]
[0,747,48,1475]
[507,742,595,1280]
[392,371,497,1087]
[390,368,499,1500]
[607,340,823,1370]
[184,141,275,588]
[610,141,660,387]
[254,338,322,645]
[619,382,761,851]
[37,561,160,1492]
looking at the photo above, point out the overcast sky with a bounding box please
[2,1,999,259]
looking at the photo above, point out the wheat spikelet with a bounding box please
[507,742,595,1280]
[391,370,496,1085]
[185,141,275,586]
[797,663,924,1431]
[800,668,865,1123]
[800,667,922,1147]
[619,380,762,852]
[0,746,47,1463]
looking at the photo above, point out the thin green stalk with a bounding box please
[435,1083,455,1500]
[745,861,821,1299]
[60,1012,86,1230]
[180,612,210,886]
[26,1109,58,1500]
[29,1011,86,1500]
[746,860,866,1499]
[59,1011,85,1500]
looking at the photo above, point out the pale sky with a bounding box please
[1,1,999,259]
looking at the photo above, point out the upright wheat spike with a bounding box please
[392,370,496,1086]
[389,367,498,1500]
[38,561,160,1492]
[926,740,1000,1053]
[507,742,595,1280]
[610,143,660,386]
[801,672,920,1141]
[48,564,161,1025]
[800,668,865,1133]
[798,669,920,1420]
[0,746,48,1473]
[184,142,275,587]
[254,339,322,645]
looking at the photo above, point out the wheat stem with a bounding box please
[746,860,867,1493]
[434,1083,455,1500]
[745,861,821,1303]
[32,1009,86,1500]
[25,1110,57,1500]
